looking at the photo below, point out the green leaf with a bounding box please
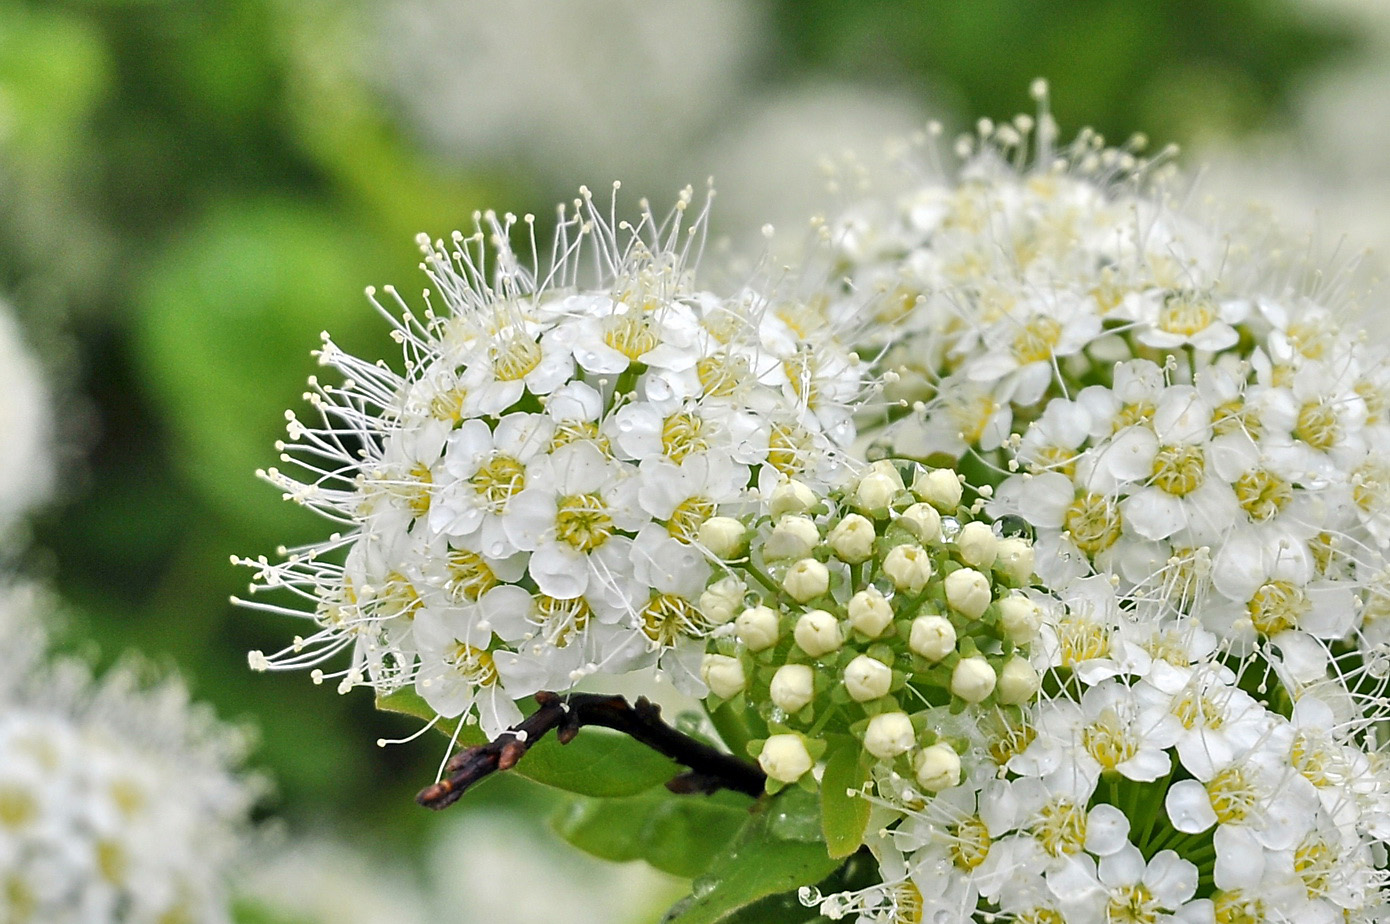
[819,742,871,859]
[663,788,842,924]
[552,788,752,878]
[376,689,683,798]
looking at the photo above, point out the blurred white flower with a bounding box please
[0,302,53,538]
[241,836,434,924]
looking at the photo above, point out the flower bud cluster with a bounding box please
[699,462,1038,789]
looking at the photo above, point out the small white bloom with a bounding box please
[950,656,997,702]
[698,576,746,627]
[914,742,961,791]
[945,567,992,618]
[735,605,781,651]
[783,558,830,602]
[759,734,814,783]
[956,521,998,568]
[914,467,962,509]
[769,479,818,516]
[995,536,1034,583]
[847,587,894,637]
[793,609,843,657]
[843,655,893,702]
[828,514,877,563]
[998,594,1042,643]
[996,657,1039,704]
[700,654,746,699]
[698,516,747,559]
[898,502,942,543]
[864,712,916,760]
[909,615,956,661]
[769,663,815,712]
[764,515,822,561]
[883,544,933,593]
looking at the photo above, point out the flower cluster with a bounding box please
[793,90,1390,922]
[0,594,254,924]
[238,188,872,737]
[697,461,1041,789]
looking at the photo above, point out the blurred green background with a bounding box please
[2,0,1384,917]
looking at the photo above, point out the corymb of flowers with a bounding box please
[239,86,1390,923]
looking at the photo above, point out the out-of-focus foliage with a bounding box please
[0,0,1369,917]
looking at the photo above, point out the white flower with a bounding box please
[759,734,814,783]
[843,655,893,702]
[1047,844,1201,924]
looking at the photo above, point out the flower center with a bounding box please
[1150,444,1205,496]
[662,412,709,462]
[1293,401,1339,452]
[1293,835,1337,899]
[890,882,923,924]
[949,815,992,870]
[1207,766,1258,824]
[767,424,811,476]
[428,385,469,423]
[0,787,36,829]
[667,496,717,543]
[1247,579,1305,637]
[446,548,498,602]
[602,313,660,361]
[1353,459,1390,514]
[985,715,1036,766]
[638,593,704,648]
[1210,397,1258,437]
[1235,468,1290,521]
[1106,884,1160,924]
[377,571,423,620]
[447,642,499,686]
[1034,799,1086,857]
[550,420,610,455]
[947,388,1001,445]
[555,493,615,552]
[697,352,750,398]
[1057,616,1110,667]
[1158,292,1217,336]
[1213,890,1267,924]
[471,454,527,512]
[490,333,542,382]
[532,594,591,648]
[1113,401,1156,432]
[1082,707,1138,770]
[1290,730,1337,788]
[1012,316,1063,364]
[1017,909,1065,924]
[1171,690,1225,731]
[1066,492,1123,555]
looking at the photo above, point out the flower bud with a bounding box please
[863,712,915,760]
[698,576,745,626]
[950,656,997,703]
[843,655,893,702]
[913,468,962,510]
[956,521,998,568]
[998,595,1042,643]
[793,609,843,657]
[700,654,746,699]
[914,742,961,791]
[765,515,821,561]
[854,472,900,514]
[868,459,906,488]
[698,517,747,560]
[769,480,817,517]
[883,544,933,594]
[996,657,1040,705]
[995,537,1035,584]
[898,502,942,544]
[770,663,815,712]
[735,605,780,651]
[759,733,814,783]
[783,558,830,603]
[945,568,992,618]
[909,615,956,661]
[828,514,876,563]
[847,588,894,638]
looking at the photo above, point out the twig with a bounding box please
[416,690,767,810]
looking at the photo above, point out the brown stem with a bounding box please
[416,690,767,810]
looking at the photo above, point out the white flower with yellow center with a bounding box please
[1046,844,1200,924]
[430,413,553,555]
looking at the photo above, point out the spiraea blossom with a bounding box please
[238,187,874,738]
[0,595,254,924]
[792,92,1390,923]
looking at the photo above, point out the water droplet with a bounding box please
[940,516,961,540]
